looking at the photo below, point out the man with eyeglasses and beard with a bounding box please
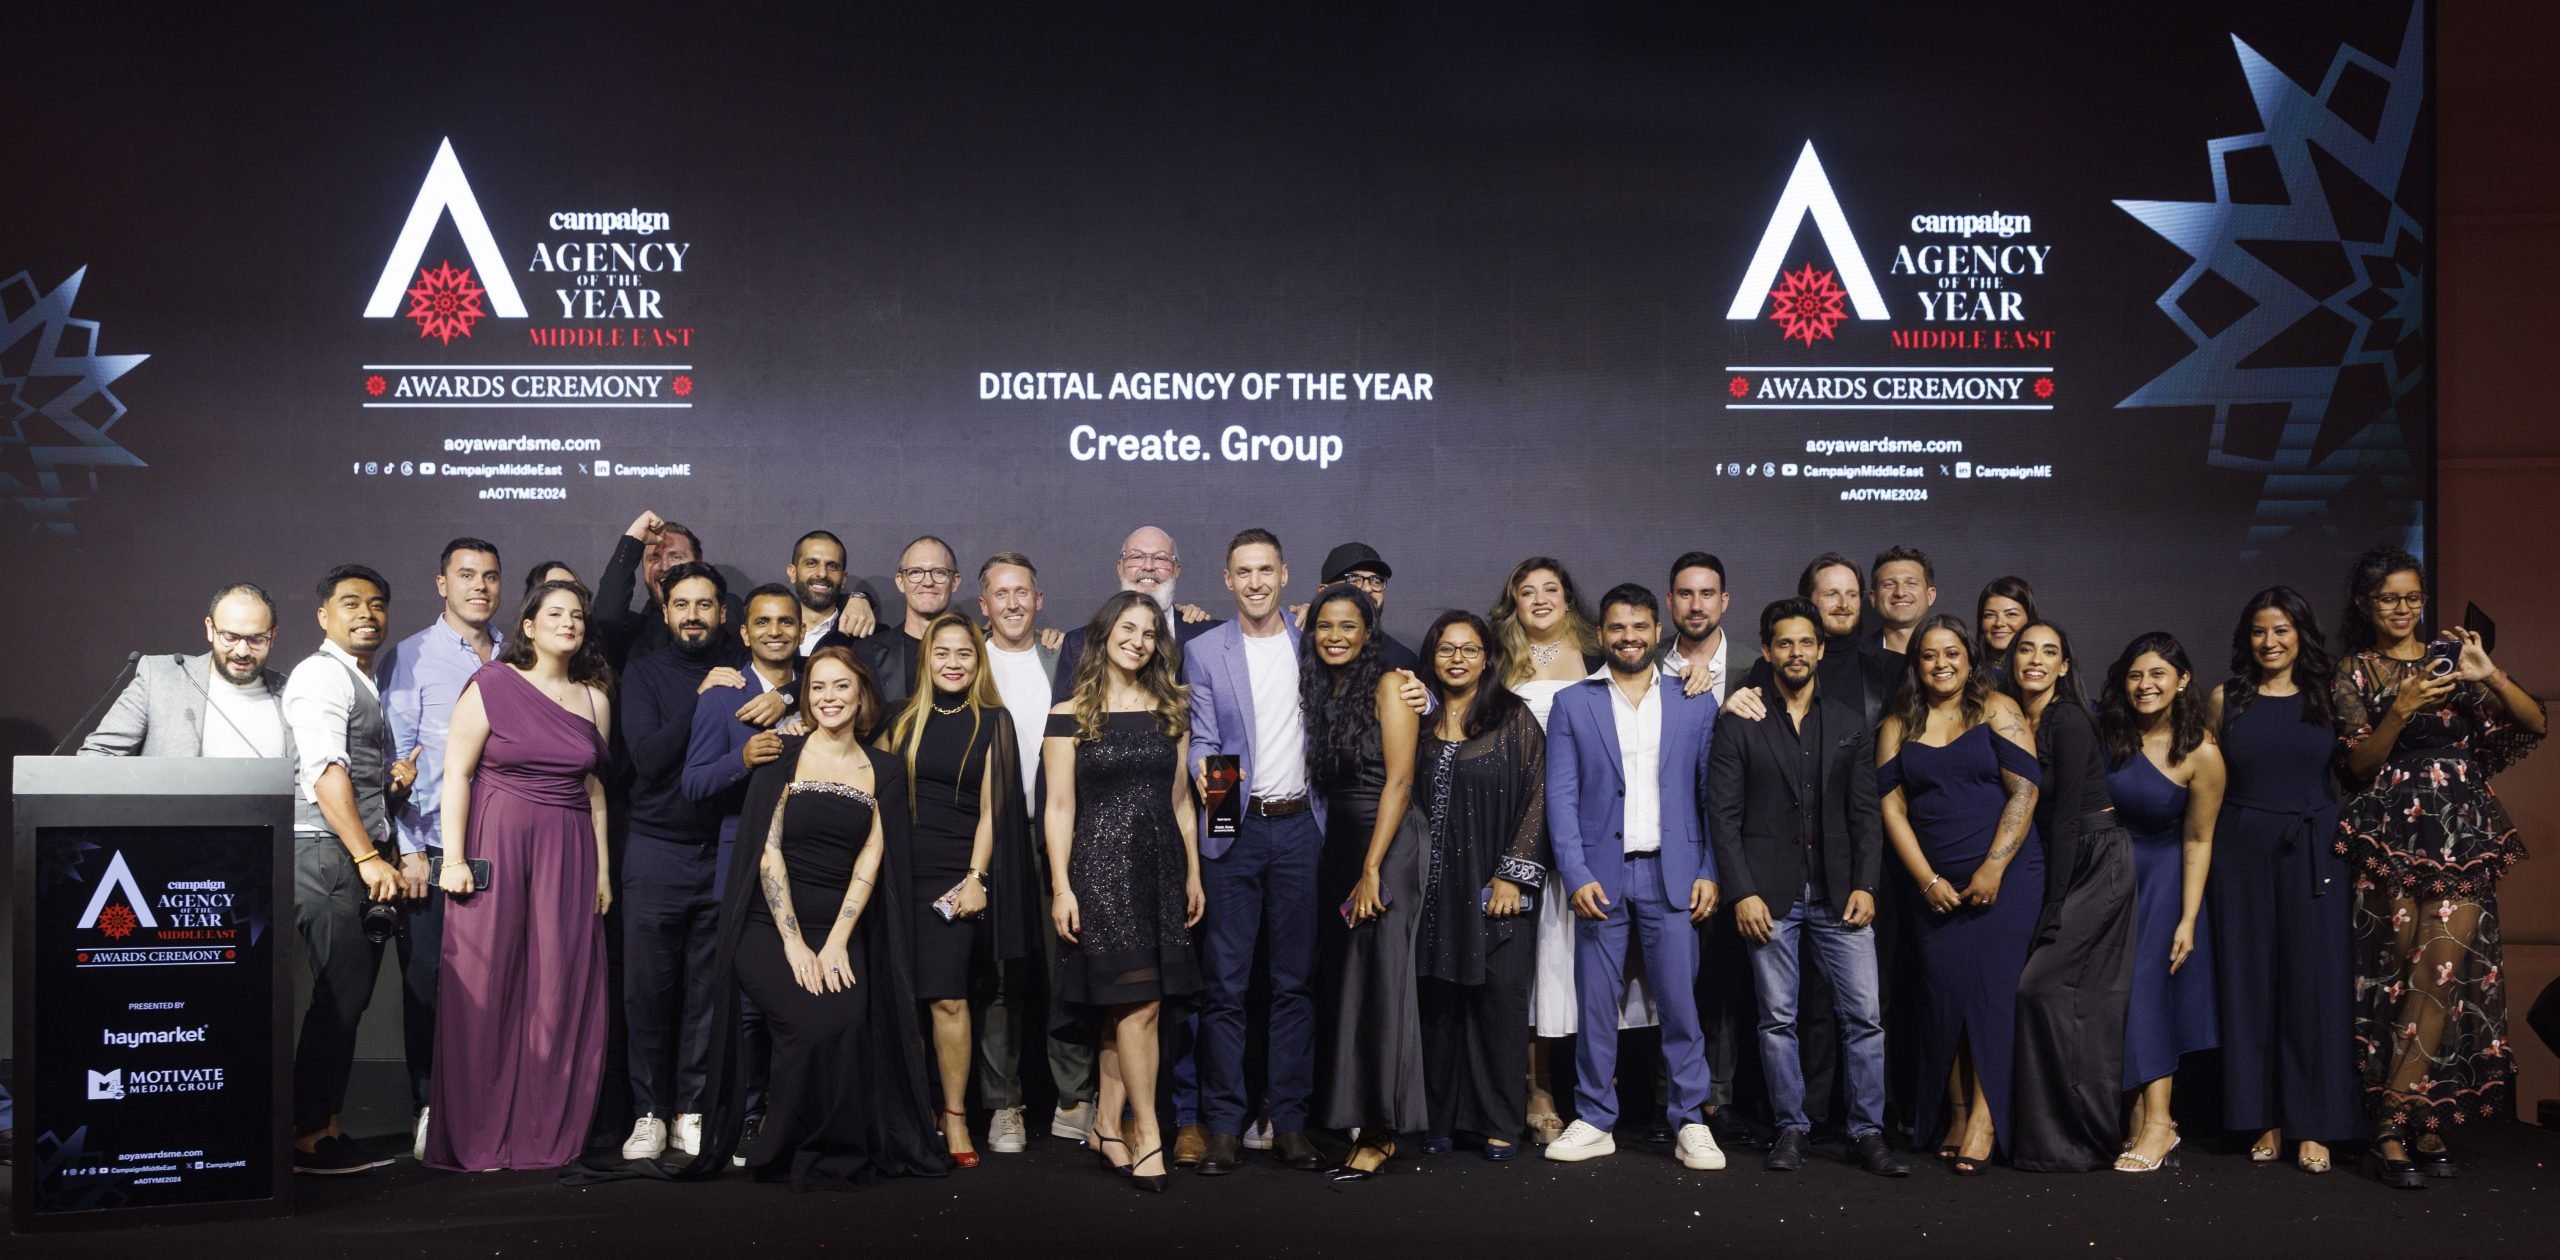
[82,582,297,761]
[616,561,749,1162]
[1050,525,1225,701]
[814,534,966,713]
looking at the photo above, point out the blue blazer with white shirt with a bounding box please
[1545,669,1720,903]
[1181,618,1326,858]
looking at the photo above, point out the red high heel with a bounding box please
[942,1108,979,1169]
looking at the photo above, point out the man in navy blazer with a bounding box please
[1543,583,1726,1170]
[1178,528,1327,1175]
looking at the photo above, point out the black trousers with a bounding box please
[623,832,721,1117]
[395,867,445,1113]
[1421,925,1536,1143]
[293,833,386,1134]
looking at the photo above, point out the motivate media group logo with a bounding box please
[85,1065,224,1100]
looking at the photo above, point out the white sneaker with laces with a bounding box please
[1544,1120,1617,1162]
[1676,1122,1726,1171]
[622,1116,668,1161]
[413,1108,430,1161]
[1243,1115,1275,1151]
[673,1113,703,1157]
[1050,1101,1093,1144]
[989,1106,1028,1153]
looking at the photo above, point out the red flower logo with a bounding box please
[672,374,694,397]
[1727,375,1751,399]
[97,903,139,940]
[1767,265,1849,346]
[2033,377,2055,399]
[365,374,388,397]
[405,261,489,345]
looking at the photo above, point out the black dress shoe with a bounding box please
[1852,1133,1911,1178]
[1644,1119,1675,1144]
[1274,1131,1326,1170]
[2368,1141,2426,1190]
[1196,1132,1242,1176]
[2414,1144,2458,1179]
[1764,1129,1807,1172]
[1708,1109,1752,1147]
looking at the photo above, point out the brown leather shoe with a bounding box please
[1274,1131,1325,1170]
[1172,1124,1208,1168]
[1196,1131,1242,1175]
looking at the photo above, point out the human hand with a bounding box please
[839,593,877,638]
[2452,629,2497,684]
[1679,662,1715,700]
[742,729,786,769]
[626,510,664,542]
[1841,889,1876,927]
[1484,877,1524,918]
[817,941,857,993]
[1185,874,1206,927]
[1960,865,2005,908]
[955,876,988,918]
[1687,878,1720,923]
[1724,686,1768,722]
[776,714,809,737]
[359,856,402,903]
[784,937,824,995]
[1176,603,1212,625]
[389,748,419,797]
[1351,871,1386,924]
[698,666,747,696]
[2387,669,2458,723]
[1287,602,1309,629]
[1039,626,1065,652]
[1732,895,1773,943]
[1395,669,1430,715]
[398,852,432,900]
[1053,891,1081,942]
[436,860,474,897]
[1571,881,1611,921]
[595,873,613,916]
[734,690,789,728]
[1920,873,1961,914]
[2169,916,2197,973]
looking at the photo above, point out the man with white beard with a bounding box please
[1049,525,1224,700]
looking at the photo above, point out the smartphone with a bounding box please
[1339,886,1393,926]
[2465,601,2496,656]
[1481,885,1538,915]
[2424,637,2462,679]
[465,857,492,894]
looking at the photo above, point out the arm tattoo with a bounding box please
[1992,714,2031,745]
[1988,783,2033,862]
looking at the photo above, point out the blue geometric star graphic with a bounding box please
[0,267,150,536]
[2115,2,2426,559]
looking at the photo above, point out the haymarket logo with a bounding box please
[78,850,157,938]
[363,137,530,344]
[89,1069,124,1100]
[1727,142,1889,345]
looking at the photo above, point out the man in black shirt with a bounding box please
[592,511,753,673]
[815,534,957,715]
[616,561,747,1161]
[1709,599,1905,1177]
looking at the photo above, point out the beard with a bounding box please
[1120,577,1176,612]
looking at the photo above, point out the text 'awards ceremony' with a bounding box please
[6,2,2559,1256]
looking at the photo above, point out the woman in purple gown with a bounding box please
[1876,616,2042,1175]
[427,578,613,1172]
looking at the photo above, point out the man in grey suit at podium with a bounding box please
[79,583,295,761]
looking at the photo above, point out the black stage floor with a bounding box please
[9,1066,2560,1259]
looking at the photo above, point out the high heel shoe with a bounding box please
[1328,1139,1395,1183]
[1129,1146,1169,1193]
[1091,1132,1133,1177]
[942,1108,979,1170]
[2113,1134,2179,1173]
[2367,1132,2424,1190]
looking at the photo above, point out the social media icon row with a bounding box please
[351,461,436,476]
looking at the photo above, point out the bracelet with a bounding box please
[1923,875,1947,893]
[355,851,385,867]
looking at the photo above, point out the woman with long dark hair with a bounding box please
[1302,583,1428,1180]
[1413,610,1547,1161]
[1977,576,2039,658]
[1044,591,1203,1192]
[2332,548,2545,1187]
[1878,616,2042,1174]
[874,612,1038,1169]
[2095,632,2221,1173]
[1490,557,1632,1143]
[426,579,614,1171]
[2204,587,2358,1175]
[1999,621,2137,1172]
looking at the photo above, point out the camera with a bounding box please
[362,901,404,945]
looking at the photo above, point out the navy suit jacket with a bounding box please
[1546,667,1720,903]
[679,672,793,847]
[1180,618,1324,855]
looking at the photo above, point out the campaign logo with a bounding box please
[89,1069,124,1100]
[77,851,158,938]
[1728,143,1889,345]
[364,138,529,344]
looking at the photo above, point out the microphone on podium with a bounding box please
[52,650,145,756]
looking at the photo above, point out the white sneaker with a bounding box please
[989,1106,1028,1154]
[1243,1115,1275,1151]
[672,1113,703,1157]
[1544,1120,1617,1162]
[412,1108,430,1161]
[1050,1101,1093,1144]
[622,1116,668,1161]
[1676,1123,1726,1171]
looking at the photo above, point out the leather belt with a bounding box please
[1247,795,1310,819]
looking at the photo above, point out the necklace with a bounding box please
[933,698,969,716]
[1528,639,1565,668]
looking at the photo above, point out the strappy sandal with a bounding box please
[1526,1111,1565,1145]
[1091,1132,1134,1177]
[2114,1133,2180,1173]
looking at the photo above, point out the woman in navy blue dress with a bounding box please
[2096,632,2222,1173]
[1877,616,2042,1175]
[2205,588,2359,1176]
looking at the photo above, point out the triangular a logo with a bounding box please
[77,850,158,931]
[363,138,529,319]
[1726,142,1889,322]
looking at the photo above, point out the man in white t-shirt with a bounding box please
[81,582,295,761]
[972,551,1097,1154]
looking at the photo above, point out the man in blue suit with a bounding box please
[1180,528,1327,1175]
[1543,583,1726,1170]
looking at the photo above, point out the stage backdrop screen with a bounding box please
[5,4,2430,748]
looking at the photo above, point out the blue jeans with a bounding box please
[1748,884,1886,1137]
[1197,809,1321,1134]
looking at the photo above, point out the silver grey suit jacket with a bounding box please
[77,651,295,760]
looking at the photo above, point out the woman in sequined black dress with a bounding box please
[1042,591,1203,1191]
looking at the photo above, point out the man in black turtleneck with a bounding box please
[615,561,748,1161]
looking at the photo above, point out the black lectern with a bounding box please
[10,756,294,1231]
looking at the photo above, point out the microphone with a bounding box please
[53,651,144,756]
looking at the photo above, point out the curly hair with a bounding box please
[1489,556,1597,687]
[2222,586,2337,735]
[1886,614,1993,737]
[2339,544,2425,656]
[1065,590,1190,741]
[1299,584,1387,793]
[2096,631,2207,769]
[495,580,614,689]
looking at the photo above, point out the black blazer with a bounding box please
[1706,681,1882,921]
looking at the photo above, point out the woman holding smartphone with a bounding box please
[2334,548,2546,1187]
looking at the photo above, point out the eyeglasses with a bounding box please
[213,631,276,650]
[1118,549,1177,568]
[1432,644,1485,661]
[897,567,958,586]
[2370,593,2426,610]
[1337,572,1386,592]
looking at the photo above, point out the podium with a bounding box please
[10,756,294,1231]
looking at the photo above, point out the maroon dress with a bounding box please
[426,663,610,1171]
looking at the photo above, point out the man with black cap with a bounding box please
[1318,542,1419,673]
